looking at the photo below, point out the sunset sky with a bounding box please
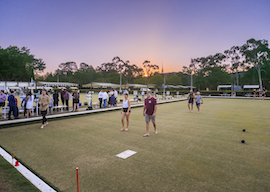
[1,0,270,73]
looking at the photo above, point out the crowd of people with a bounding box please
[253,88,267,100]
[98,89,118,108]
[0,87,269,135]
[0,88,82,120]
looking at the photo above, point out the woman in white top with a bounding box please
[26,92,34,118]
[121,92,131,131]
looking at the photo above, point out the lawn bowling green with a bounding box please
[0,98,269,192]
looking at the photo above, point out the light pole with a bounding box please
[144,75,148,85]
[190,59,194,91]
[119,71,122,93]
[190,70,193,91]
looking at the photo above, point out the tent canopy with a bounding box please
[167,85,196,89]
[83,82,120,88]
[8,86,20,89]
[38,81,78,87]
[243,85,259,89]
[217,85,232,91]
[125,84,147,88]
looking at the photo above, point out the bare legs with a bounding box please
[27,109,31,118]
[121,112,130,131]
[73,103,79,112]
[144,121,157,136]
[197,105,200,113]
[188,103,193,112]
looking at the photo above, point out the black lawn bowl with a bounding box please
[241,139,245,143]
[242,129,246,132]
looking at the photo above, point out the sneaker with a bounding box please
[143,134,149,137]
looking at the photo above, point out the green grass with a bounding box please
[0,156,38,192]
[0,98,270,192]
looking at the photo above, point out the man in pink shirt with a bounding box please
[143,91,158,137]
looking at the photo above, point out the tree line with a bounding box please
[1,38,269,90]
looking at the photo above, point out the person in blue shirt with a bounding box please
[195,92,204,113]
[8,91,18,120]
[21,95,27,117]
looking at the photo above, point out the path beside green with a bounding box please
[0,156,38,192]
[0,98,269,192]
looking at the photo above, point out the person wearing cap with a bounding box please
[121,92,131,131]
[143,91,158,137]
[195,91,203,113]
[188,90,195,112]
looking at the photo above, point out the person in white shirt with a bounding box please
[26,92,34,118]
[98,90,103,108]
[114,89,118,106]
[121,92,131,131]
[102,90,108,108]
[141,91,145,100]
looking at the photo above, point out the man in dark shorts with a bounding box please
[143,91,158,137]
[188,90,195,112]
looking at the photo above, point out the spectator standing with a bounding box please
[15,97,19,117]
[0,90,7,118]
[53,90,59,111]
[108,89,114,106]
[102,90,108,108]
[64,90,70,111]
[141,91,145,100]
[0,90,6,107]
[110,94,116,107]
[21,95,27,117]
[8,91,18,120]
[38,90,50,129]
[114,89,118,105]
[60,88,65,105]
[262,88,267,100]
[72,89,80,112]
[98,90,103,108]
[48,94,54,114]
[26,92,34,118]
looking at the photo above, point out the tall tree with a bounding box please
[58,61,78,76]
[224,46,244,89]
[240,38,270,90]
[142,60,159,77]
[0,46,46,81]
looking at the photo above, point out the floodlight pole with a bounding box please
[190,71,193,91]
[163,74,166,99]
[119,71,122,93]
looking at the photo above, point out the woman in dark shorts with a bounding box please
[121,92,131,131]
[72,89,80,112]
